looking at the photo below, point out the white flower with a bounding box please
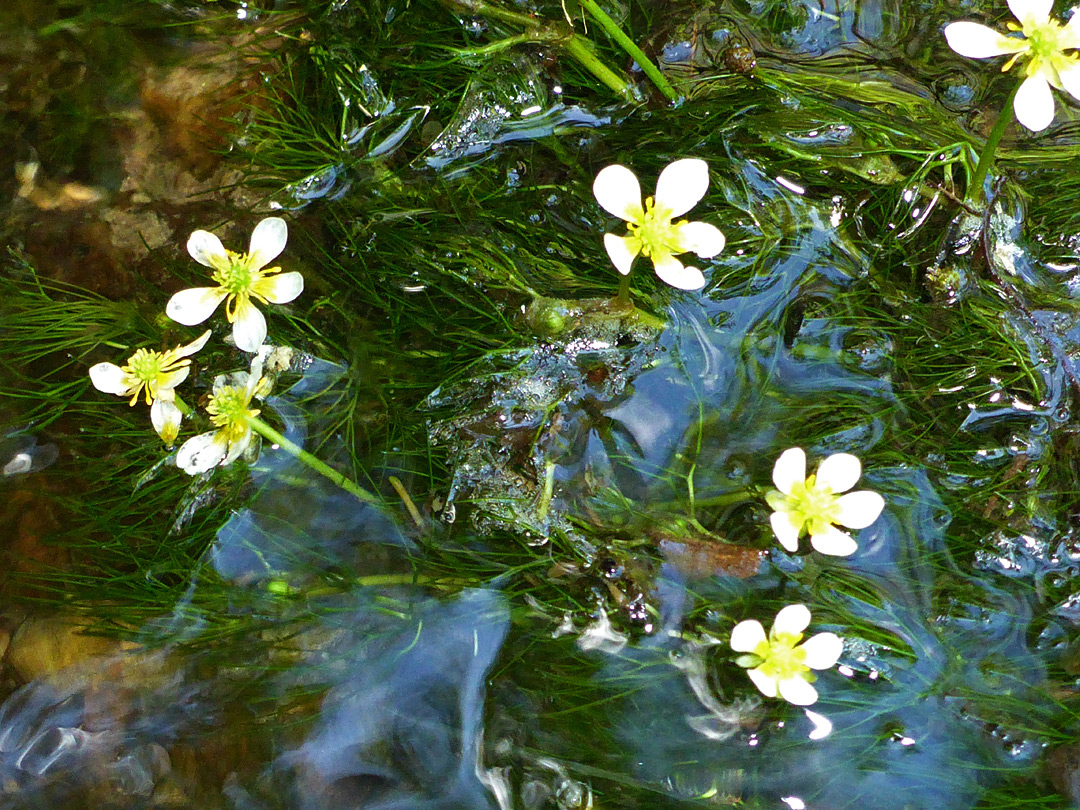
[730,604,843,706]
[766,447,885,557]
[166,217,304,353]
[592,158,725,290]
[944,0,1080,132]
[175,358,272,474]
[88,330,211,446]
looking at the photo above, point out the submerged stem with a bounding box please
[579,0,679,102]
[173,393,192,416]
[246,416,380,504]
[560,34,637,101]
[436,0,635,101]
[615,273,632,308]
[967,82,1020,205]
[665,488,757,510]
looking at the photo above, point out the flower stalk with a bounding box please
[559,34,637,102]
[967,81,1021,203]
[579,0,679,102]
[435,0,636,102]
[243,415,380,505]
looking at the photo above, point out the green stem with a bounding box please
[668,489,756,510]
[561,34,637,102]
[173,393,192,416]
[580,0,679,102]
[535,461,555,522]
[246,415,380,504]
[436,0,636,102]
[439,0,538,27]
[967,81,1020,204]
[614,273,632,308]
[444,32,536,58]
[270,573,473,597]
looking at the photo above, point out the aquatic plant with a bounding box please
[7,0,1080,806]
[175,354,272,474]
[766,447,885,557]
[945,0,1080,200]
[88,330,210,445]
[592,159,725,296]
[166,217,304,353]
[944,0,1080,133]
[730,603,843,706]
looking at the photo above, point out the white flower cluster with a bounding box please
[89,218,302,473]
[85,166,895,714]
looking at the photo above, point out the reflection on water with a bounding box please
[0,590,508,810]
[1,435,58,478]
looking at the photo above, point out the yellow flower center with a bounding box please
[628,196,681,258]
[206,384,260,444]
[122,348,189,405]
[209,251,282,323]
[1004,17,1080,76]
[211,250,256,296]
[753,631,809,682]
[782,474,842,537]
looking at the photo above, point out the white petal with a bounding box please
[176,432,227,474]
[166,287,228,326]
[772,447,806,493]
[834,491,885,529]
[248,217,288,270]
[809,525,859,557]
[943,22,1025,58]
[730,620,767,652]
[175,329,212,359]
[223,429,253,465]
[88,363,129,396]
[1058,61,1080,102]
[187,230,228,268]
[1013,73,1056,132]
[231,300,267,353]
[652,252,705,290]
[254,271,304,304]
[246,357,265,390]
[770,511,802,552]
[150,399,182,446]
[772,604,811,635]
[777,676,818,706]
[1008,0,1052,26]
[746,667,778,698]
[801,632,843,670]
[592,164,644,222]
[603,233,640,275]
[654,158,710,218]
[815,453,861,493]
[670,221,725,258]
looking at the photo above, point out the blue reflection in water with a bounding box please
[212,356,411,585]
[0,590,510,810]
[257,589,510,810]
[563,464,1046,810]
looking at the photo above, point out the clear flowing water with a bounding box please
[3,0,1080,808]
